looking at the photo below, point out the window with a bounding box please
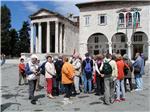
[84,15,90,26]
[134,35,142,42]
[121,36,126,42]
[95,36,99,43]
[119,13,124,23]
[126,13,132,27]
[98,14,107,25]
[133,12,140,28]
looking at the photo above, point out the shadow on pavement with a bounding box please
[2,94,24,99]
[89,101,102,105]
[35,94,45,100]
[1,102,21,112]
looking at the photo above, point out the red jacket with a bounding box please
[116,59,128,80]
[18,63,25,73]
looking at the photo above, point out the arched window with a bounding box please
[119,13,124,23]
[133,12,140,28]
[126,12,132,27]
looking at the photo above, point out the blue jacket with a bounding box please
[133,56,144,75]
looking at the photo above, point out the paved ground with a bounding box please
[1,60,150,112]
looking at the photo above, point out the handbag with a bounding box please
[134,65,141,74]
[27,74,37,80]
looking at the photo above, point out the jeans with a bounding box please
[116,79,125,100]
[83,74,92,93]
[135,74,143,89]
[28,79,37,100]
[74,76,80,92]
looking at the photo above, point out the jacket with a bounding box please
[133,56,145,75]
[61,62,75,84]
[19,63,25,73]
[45,62,56,79]
[116,59,126,80]
[72,58,81,76]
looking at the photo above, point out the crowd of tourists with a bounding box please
[18,52,145,105]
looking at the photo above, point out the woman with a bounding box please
[45,55,56,99]
[115,54,128,102]
[61,56,75,104]
[25,54,39,105]
[123,54,133,92]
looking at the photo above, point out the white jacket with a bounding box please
[45,62,56,78]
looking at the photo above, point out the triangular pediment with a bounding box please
[30,8,56,17]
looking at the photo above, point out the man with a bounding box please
[72,53,82,94]
[100,53,118,105]
[54,56,64,95]
[61,56,75,104]
[133,53,145,91]
[25,54,39,105]
[82,53,93,94]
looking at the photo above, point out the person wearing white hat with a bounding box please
[25,54,39,105]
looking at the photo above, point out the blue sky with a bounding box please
[1,0,92,31]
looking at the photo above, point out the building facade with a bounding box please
[76,1,150,60]
[30,9,79,55]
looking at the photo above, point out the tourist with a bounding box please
[61,56,75,104]
[54,55,64,95]
[100,53,117,105]
[45,55,56,99]
[18,57,27,85]
[72,53,82,94]
[115,54,128,102]
[95,54,103,96]
[82,53,93,94]
[25,54,39,105]
[123,54,133,92]
[133,53,145,91]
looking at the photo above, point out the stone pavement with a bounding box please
[1,60,150,112]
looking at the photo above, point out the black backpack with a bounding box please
[102,60,112,76]
[40,61,47,75]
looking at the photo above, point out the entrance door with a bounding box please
[120,49,126,56]
[133,44,143,57]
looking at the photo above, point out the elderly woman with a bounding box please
[61,56,75,104]
[25,54,39,105]
[45,55,56,99]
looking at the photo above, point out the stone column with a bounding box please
[148,41,150,61]
[36,24,38,53]
[46,21,50,53]
[108,42,112,54]
[59,23,63,53]
[30,23,34,53]
[127,42,132,59]
[38,22,42,53]
[55,21,58,53]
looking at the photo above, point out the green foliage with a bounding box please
[1,4,11,55]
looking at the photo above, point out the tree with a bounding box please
[18,21,30,55]
[9,28,18,57]
[1,4,11,56]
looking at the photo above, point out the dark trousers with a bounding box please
[97,76,104,95]
[28,80,37,100]
[124,78,133,92]
[64,84,72,98]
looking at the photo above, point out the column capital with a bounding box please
[108,42,112,45]
[127,41,132,47]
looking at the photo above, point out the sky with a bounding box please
[1,0,95,31]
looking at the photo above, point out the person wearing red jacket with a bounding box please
[115,54,129,102]
[18,58,27,85]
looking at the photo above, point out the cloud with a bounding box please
[22,1,39,13]
[49,0,94,16]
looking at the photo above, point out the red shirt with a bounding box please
[18,63,25,73]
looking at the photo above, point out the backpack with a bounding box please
[102,60,112,76]
[84,60,92,74]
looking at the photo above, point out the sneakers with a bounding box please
[114,99,121,102]
[31,100,36,105]
[62,98,72,105]
[120,98,126,101]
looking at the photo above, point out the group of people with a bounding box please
[18,52,145,105]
